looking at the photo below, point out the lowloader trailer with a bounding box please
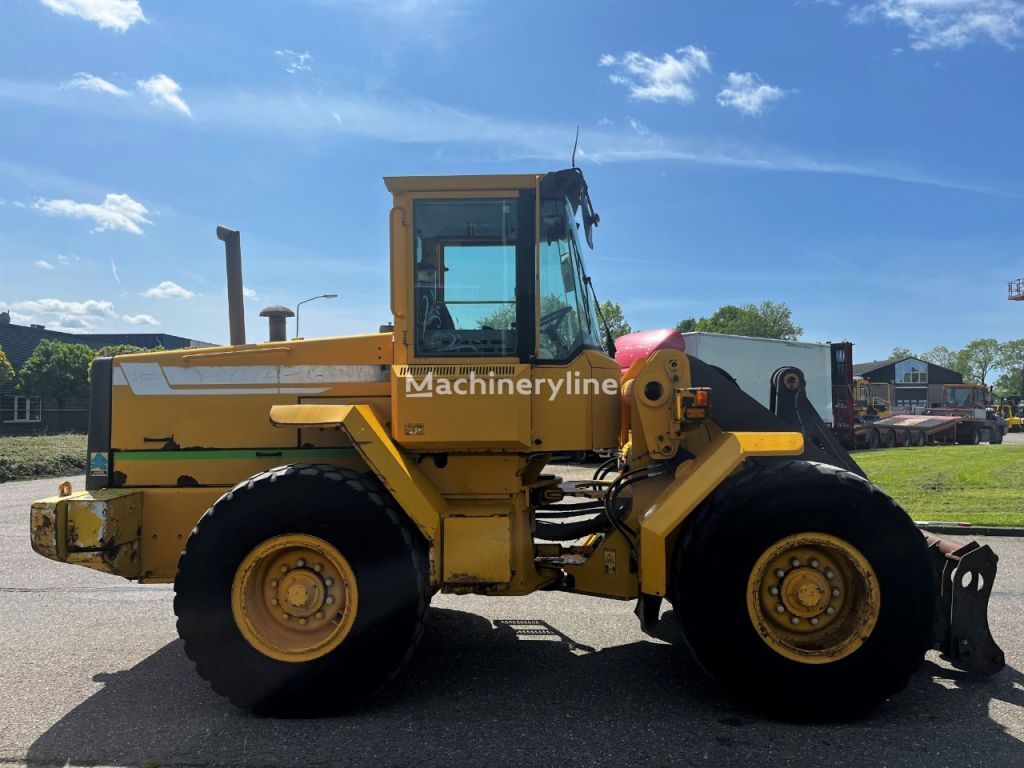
[30,168,1004,719]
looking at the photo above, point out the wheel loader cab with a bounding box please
[386,169,621,453]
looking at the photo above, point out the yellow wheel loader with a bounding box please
[29,168,1004,719]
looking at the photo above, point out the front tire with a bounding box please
[174,464,429,715]
[670,461,934,720]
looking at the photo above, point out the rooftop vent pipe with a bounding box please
[216,226,246,346]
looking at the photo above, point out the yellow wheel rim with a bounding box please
[746,532,879,664]
[231,534,358,663]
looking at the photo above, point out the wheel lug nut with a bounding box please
[832,587,840,597]
[315,611,324,619]
[826,606,835,614]
[299,618,307,625]
[296,559,306,568]
[810,559,819,568]
[769,587,779,596]
[270,579,278,588]
[775,569,785,578]
[280,612,289,620]
[826,570,835,580]
[790,616,800,625]
[324,578,334,587]
[810,617,820,626]
[271,598,279,606]
[775,604,785,613]
[280,565,289,573]
[314,564,322,573]
[790,558,800,568]
[325,595,335,605]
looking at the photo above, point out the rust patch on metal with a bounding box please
[29,502,59,558]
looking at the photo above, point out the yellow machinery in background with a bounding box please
[30,168,1003,719]
[997,400,1022,432]
[853,378,893,420]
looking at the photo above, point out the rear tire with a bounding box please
[884,431,896,449]
[867,429,880,450]
[174,464,430,715]
[991,428,1004,445]
[913,430,926,447]
[960,428,980,445]
[670,461,934,720]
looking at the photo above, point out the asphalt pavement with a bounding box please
[1,475,1022,768]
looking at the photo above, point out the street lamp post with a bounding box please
[294,293,338,339]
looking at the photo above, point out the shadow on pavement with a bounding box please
[27,607,1024,767]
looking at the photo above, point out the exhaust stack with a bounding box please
[260,305,294,342]
[216,226,246,346]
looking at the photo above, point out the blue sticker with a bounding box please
[89,452,108,476]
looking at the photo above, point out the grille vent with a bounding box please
[398,365,517,378]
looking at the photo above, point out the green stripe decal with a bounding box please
[116,448,358,461]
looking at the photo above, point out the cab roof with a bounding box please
[383,173,541,194]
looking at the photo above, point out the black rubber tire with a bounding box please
[913,430,926,447]
[1010,425,1021,434]
[960,428,980,445]
[174,463,430,716]
[669,461,935,721]
[884,431,897,448]
[867,429,880,450]
[991,428,1003,445]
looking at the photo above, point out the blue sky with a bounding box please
[0,0,1021,362]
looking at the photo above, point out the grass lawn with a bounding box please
[856,444,1024,526]
[0,433,87,483]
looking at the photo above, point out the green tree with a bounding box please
[0,344,14,386]
[997,339,1024,397]
[17,340,95,405]
[919,345,959,371]
[94,343,156,358]
[598,300,632,339]
[675,301,803,340]
[956,338,1001,385]
[889,347,915,360]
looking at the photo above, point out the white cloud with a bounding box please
[13,298,116,318]
[122,313,159,325]
[143,280,196,299]
[849,1,1024,50]
[62,72,129,97]
[34,260,55,270]
[599,46,711,104]
[33,192,152,234]
[111,258,121,285]
[275,49,312,74]
[57,253,78,265]
[627,117,649,135]
[1,76,1002,195]
[243,287,258,300]
[716,72,787,116]
[136,74,192,117]
[38,0,146,31]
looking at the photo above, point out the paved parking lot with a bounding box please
[1,475,1022,767]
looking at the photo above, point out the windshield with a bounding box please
[535,199,602,360]
[944,387,974,407]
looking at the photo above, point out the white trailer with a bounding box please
[678,333,834,425]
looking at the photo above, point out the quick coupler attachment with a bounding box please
[923,531,1005,677]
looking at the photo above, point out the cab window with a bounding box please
[536,199,601,361]
[413,198,519,357]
